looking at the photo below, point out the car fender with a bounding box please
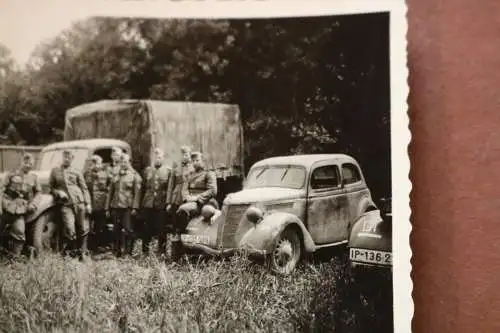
[357,196,378,217]
[25,194,56,224]
[238,211,316,253]
[348,209,391,252]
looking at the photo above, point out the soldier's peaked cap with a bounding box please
[22,152,34,161]
[191,151,203,159]
[91,155,102,163]
[112,146,123,154]
[180,146,192,154]
[62,149,73,156]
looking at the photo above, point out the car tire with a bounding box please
[31,212,57,253]
[267,226,302,276]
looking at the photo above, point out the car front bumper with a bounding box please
[181,241,269,258]
[349,261,393,285]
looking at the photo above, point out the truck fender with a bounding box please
[238,211,316,254]
[26,194,56,224]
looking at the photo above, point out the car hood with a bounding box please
[224,187,304,205]
[33,170,52,183]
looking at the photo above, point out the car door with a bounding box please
[341,162,368,223]
[307,161,349,244]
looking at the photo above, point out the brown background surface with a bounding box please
[409,0,500,332]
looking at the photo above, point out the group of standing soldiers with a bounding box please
[0,145,218,262]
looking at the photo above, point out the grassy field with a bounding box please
[0,249,393,333]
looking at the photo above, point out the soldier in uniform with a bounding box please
[0,153,41,257]
[166,146,194,224]
[106,153,142,258]
[84,155,112,252]
[140,148,172,256]
[166,146,194,259]
[110,147,123,176]
[49,150,92,260]
[171,151,217,261]
[99,146,123,250]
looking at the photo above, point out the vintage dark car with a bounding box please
[180,154,379,275]
[347,196,392,275]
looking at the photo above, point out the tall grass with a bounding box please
[0,252,392,333]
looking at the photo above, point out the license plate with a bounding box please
[349,248,392,266]
[181,234,210,244]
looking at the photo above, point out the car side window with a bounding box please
[310,165,340,190]
[341,163,362,185]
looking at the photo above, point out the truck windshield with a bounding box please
[245,165,306,189]
[38,148,89,171]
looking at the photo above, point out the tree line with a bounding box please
[0,13,391,200]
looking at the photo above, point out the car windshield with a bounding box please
[38,148,89,171]
[245,165,306,189]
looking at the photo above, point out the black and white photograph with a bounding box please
[0,1,410,332]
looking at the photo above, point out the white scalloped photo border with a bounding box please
[2,0,411,331]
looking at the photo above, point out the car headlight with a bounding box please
[201,205,217,221]
[245,206,264,224]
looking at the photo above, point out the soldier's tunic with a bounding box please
[167,161,194,230]
[167,161,194,207]
[1,170,41,253]
[109,163,121,178]
[141,164,172,255]
[49,166,91,246]
[175,168,217,232]
[106,167,142,256]
[84,167,112,250]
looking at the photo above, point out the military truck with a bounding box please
[1,100,245,253]
[0,145,43,173]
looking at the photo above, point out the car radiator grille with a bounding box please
[221,204,250,248]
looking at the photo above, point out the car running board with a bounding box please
[314,240,348,250]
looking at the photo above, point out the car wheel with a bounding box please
[268,226,302,275]
[31,212,57,253]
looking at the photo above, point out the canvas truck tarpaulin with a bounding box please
[63,100,245,179]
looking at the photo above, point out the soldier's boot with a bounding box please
[11,240,24,257]
[141,234,151,256]
[125,234,135,257]
[62,238,75,258]
[157,234,167,257]
[170,233,182,262]
[78,235,89,262]
[114,230,125,258]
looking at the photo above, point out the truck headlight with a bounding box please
[245,206,264,224]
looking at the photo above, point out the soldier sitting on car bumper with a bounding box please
[0,153,41,258]
[171,151,217,260]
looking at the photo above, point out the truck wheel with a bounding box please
[268,226,302,275]
[31,212,57,253]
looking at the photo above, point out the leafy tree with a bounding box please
[0,13,391,198]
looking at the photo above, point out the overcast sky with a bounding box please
[0,0,395,67]
[0,1,90,66]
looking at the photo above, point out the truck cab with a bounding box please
[11,139,131,252]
